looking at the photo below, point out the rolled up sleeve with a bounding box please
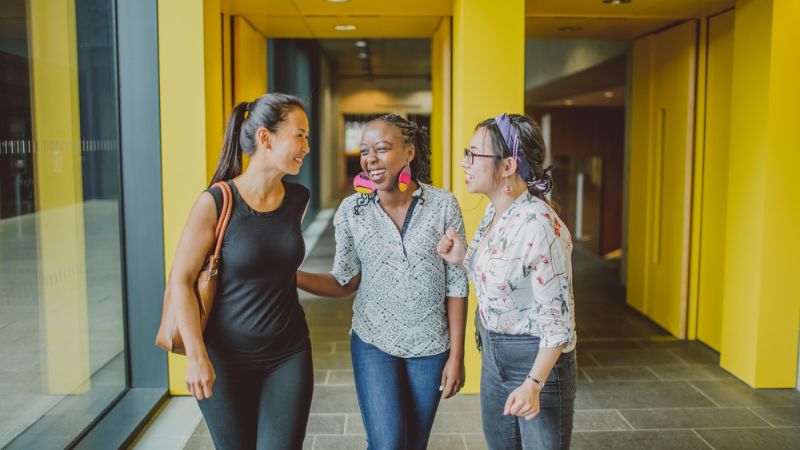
[330,202,360,286]
[525,221,574,349]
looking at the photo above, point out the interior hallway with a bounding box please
[173,217,800,450]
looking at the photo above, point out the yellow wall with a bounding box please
[628,21,697,338]
[28,0,90,395]
[720,0,799,387]
[205,0,225,181]
[452,0,525,393]
[159,0,215,395]
[232,16,267,104]
[431,17,451,190]
[695,10,734,351]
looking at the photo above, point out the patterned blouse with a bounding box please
[464,192,576,351]
[331,183,469,358]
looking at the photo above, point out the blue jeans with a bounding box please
[480,330,577,450]
[351,332,449,450]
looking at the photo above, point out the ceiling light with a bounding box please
[604,91,614,98]
[558,26,583,32]
[602,0,631,4]
[564,99,574,106]
[355,40,368,47]
[334,24,357,31]
[325,0,351,3]
[358,52,369,59]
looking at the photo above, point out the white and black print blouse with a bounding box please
[330,183,469,358]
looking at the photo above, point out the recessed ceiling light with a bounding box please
[334,24,357,31]
[604,91,614,98]
[602,0,631,4]
[358,52,369,59]
[564,99,574,106]
[558,26,583,32]
[355,40,368,48]
[325,0,351,3]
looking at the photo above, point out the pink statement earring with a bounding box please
[353,172,376,194]
[503,178,513,195]
[398,165,411,192]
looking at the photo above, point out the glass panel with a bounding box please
[0,0,126,447]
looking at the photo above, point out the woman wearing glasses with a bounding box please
[297,114,468,450]
[438,114,577,450]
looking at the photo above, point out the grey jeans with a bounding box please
[480,330,577,450]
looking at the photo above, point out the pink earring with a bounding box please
[398,165,412,192]
[353,172,377,194]
[503,179,513,195]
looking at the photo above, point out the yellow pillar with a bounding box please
[232,16,267,104]
[721,0,800,387]
[452,0,525,393]
[28,0,91,394]
[431,17,452,190]
[159,0,221,395]
[205,0,225,181]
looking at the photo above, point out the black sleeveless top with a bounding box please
[204,179,310,358]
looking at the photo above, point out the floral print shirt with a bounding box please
[464,192,576,351]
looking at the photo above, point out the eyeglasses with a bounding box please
[463,148,501,165]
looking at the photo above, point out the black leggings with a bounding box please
[197,342,314,450]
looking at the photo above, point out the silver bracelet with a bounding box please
[525,374,545,389]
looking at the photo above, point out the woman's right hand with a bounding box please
[186,354,216,400]
[437,228,466,268]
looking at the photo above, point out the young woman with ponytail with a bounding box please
[437,114,577,450]
[167,93,313,449]
[296,114,468,450]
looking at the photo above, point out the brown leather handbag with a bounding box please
[155,181,233,355]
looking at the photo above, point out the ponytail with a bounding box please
[209,93,306,186]
[209,102,248,186]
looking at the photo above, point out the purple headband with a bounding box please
[494,113,535,182]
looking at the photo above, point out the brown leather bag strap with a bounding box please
[210,181,233,258]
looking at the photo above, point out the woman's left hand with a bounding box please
[504,381,540,421]
[440,356,465,399]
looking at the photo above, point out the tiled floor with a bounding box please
[180,223,800,450]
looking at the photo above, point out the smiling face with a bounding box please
[462,126,503,195]
[359,121,414,192]
[261,107,310,175]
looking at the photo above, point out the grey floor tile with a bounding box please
[314,370,328,385]
[582,367,659,381]
[690,380,800,407]
[648,365,734,381]
[575,382,714,409]
[307,413,346,434]
[639,341,721,365]
[313,434,367,450]
[327,370,355,385]
[344,413,365,435]
[577,340,645,350]
[428,434,468,450]
[312,353,353,370]
[589,349,686,366]
[574,410,632,431]
[437,394,481,412]
[571,430,710,450]
[619,407,769,429]
[431,412,483,433]
[193,420,209,436]
[310,386,360,413]
[464,433,488,450]
[696,427,800,450]
[749,406,800,426]
[182,435,215,450]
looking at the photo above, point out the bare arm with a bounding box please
[297,271,361,297]
[167,191,218,399]
[505,345,566,420]
[441,296,467,398]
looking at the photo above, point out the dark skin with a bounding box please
[296,121,467,398]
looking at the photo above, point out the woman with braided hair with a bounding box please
[297,114,468,450]
[437,113,577,450]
